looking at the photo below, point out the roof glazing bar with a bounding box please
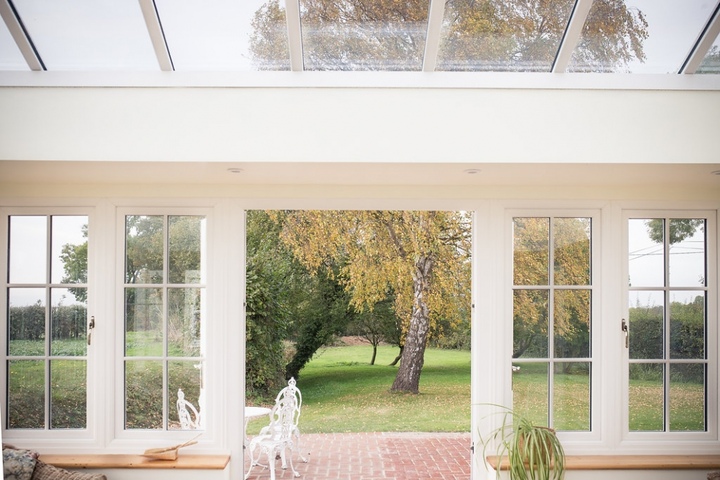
[0,0,44,71]
[285,0,303,71]
[422,0,445,72]
[552,0,593,73]
[138,0,174,71]
[681,3,720,74]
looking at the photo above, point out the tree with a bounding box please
[345,297,397,365]
[60,224,88,302]
[284,266,356,379]
[249,0,649,72]
[270,210,471,394]
[246,211,355,393]
[246,210,301,398]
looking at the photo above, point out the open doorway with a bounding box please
[244,210,472,479]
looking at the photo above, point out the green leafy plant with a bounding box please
[480,405,565,480]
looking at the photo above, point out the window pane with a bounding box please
[553,217,591,285]
[168,288,202,357]
[669,291,705,359]
[8,288,45,356]
[697,34,720,74]
[554,362,590,431]
[669,219,705,287]
[513,217,549,285]
[169,216,205,284]
[51,359,86,429]
[51,288,87,356]
[629,363,664,431]
[154,0,276,71]
[669,363,705,431]
[8,360,45,429]
[628,218,664,287]
[554,289,590,358]
[245,0,291,71]
[51,215,88,284]
[437,0,575,72]
[628,290,664,360]
[125,360,163,429]
[9,216,46,284]
[125,287,164,356]
[169,360,204,430]
[299,0,428,71]
[513,289,548,358]
[12,0,159,71]
[569,0,717,73]
[513,362,548,426]
[126,215,164,284]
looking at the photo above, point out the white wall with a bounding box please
[0,87,719,165]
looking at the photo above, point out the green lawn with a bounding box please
[247,344,471,434]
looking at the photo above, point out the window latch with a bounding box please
[88,316,96,346]
[621,318,628,349]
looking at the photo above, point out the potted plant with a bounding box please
[479,405,565,480]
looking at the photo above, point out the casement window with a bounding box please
[625,213,715,435]
[510,215,594,431]
[4,213,90,431]
[122,214,207,431]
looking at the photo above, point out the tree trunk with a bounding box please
[370,344,377,365]
[391,255,433,394]
[389,345,403,366]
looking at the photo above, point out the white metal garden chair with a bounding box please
[177,388,201,430]
[245,377,308,480]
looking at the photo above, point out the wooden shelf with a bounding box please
[486,455,720,471]
[38,454,230,470]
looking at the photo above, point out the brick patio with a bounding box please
[244,432,472,480]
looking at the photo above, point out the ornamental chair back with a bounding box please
[177,388,201,430]
[245,377,308,480]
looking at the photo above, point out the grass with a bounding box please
[247,344,707,435]
[247,344,471,434]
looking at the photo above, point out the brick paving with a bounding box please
[244,432,472,480]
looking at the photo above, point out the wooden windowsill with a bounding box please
[38,454,230,470]
[486,455,720,471]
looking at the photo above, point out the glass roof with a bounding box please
[0,0,719,76]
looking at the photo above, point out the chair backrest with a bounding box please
[267,377,302,439]
[177,388,201,430]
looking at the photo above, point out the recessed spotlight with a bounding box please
[463,168,481,175]
[227,168,243,174]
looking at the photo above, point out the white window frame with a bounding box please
[620,209,718,450]
[0,205,97,445]
[1,200,228,454]
[502,207,603,447]
[111,205,222,448]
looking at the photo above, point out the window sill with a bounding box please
[38,454,230,470]
[486,455,720,471]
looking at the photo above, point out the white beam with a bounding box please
[0,0,44,71]
[553,0,594,73]
[285,0,303,71]
[681,5,720,74]
[138,0,173,71]
[422,0,446,72]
